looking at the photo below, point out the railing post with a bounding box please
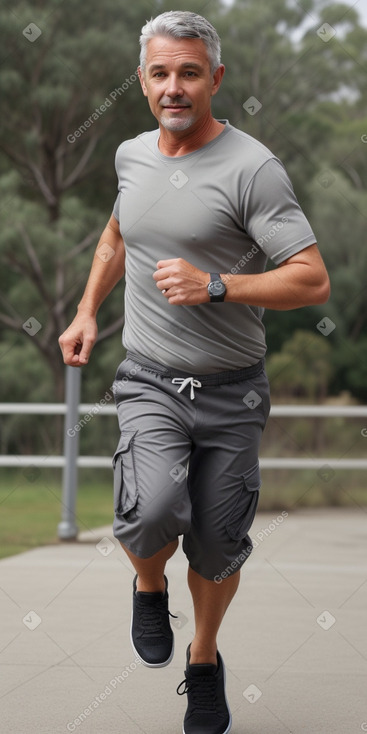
[58,366,81,540]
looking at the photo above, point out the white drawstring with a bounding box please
[172,377,202,400]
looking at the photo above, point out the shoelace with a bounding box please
[172,377,202,400]
[136,598,177,638]
[177,673,217,712]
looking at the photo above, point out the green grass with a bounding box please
[0,467,365,561]
[0,470,113,560]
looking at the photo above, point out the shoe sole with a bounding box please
[130,602,175,668]
[182,656,232,734]
[183,719,232,734]
[182,712,232,734]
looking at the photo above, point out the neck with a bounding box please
[158,113,225,157]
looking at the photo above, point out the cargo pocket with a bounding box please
[112,430,138,516]
[226,463,261,541]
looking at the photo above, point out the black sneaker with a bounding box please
[177,646,232,734]
[130,574,174,667]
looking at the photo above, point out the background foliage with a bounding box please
[1,0,367,464]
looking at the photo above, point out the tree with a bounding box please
[0,0,225,403]
[0,0,152,399]
[0,0,366,415]
[213,0,365,199]
[266,329,333,401]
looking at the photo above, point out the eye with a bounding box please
[153,72,166,78]
[184,71,197,77]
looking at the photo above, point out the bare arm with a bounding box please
[153,243,330,308]
[59,214,125,366]
[223,243,330,309]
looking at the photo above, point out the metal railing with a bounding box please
[1,369,366,539]
[1,402,367,470]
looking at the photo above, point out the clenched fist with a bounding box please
[153,258,210,305]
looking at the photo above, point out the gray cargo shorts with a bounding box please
[112,352,270,581]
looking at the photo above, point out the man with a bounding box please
[59,11,330,734]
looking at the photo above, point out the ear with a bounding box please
[138,66,148,97]
[211,64,225,96]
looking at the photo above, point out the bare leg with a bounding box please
[120,539,178,592]
[188,566,240,665]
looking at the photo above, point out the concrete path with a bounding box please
[1,509,366,734]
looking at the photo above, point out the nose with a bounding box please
[165,73,184,98]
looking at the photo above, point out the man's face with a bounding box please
[138,36,224,132]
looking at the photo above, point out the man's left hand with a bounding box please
[153,258,210,305]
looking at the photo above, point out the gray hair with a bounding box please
[139,11,221,74]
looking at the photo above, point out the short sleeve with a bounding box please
[112,193,120,222]
[113,138,135,224]
[243,158,316,265]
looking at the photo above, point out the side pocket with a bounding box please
[226,463,261,541]
[112,429,138,516]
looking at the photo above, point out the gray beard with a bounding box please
[159,112,195,132]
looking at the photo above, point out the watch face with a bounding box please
[209,280,226,296]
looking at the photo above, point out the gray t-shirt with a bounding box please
[113,120,316,373]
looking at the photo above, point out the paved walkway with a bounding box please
[1,509,366,734]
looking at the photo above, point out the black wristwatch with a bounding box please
[207,273,226,302]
